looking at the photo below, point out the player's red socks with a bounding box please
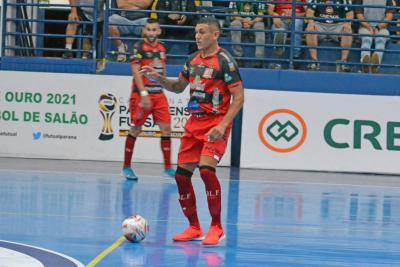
[199,166,221,227]
[161,136,172,169]
[175,167,200,228]
[123,134,136,167]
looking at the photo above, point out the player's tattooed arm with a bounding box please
[140,65,187,94]
[159,76,188,93]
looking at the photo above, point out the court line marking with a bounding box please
[1,211,399,235]
[0,240,85,267]
[1,168,400,189]
[86,236,126,267]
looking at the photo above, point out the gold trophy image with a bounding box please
[98,93,118,141]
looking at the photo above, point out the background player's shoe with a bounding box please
[172,226,204,242]
[163,168,176,177]
[122,167,138,180]
[202,225,225,246]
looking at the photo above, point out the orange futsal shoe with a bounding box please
[172,226,204,242]
[202,225,225,246]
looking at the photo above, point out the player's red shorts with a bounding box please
[129,92,171,126]
[178,114,232,164]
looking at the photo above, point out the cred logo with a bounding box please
[267,120,299,142]
[258,109,307,153]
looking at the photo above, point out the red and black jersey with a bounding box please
[179,47,242,115]
[130,40,167,93]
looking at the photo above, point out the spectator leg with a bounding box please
[340,23,352,61]
[109,25,123,48]
[359,27,372,61]
[294,19,304,58]
[254,22,265,58]
[65,23,79,49]
[374,28,390,63]
[305,25,318,61]
[109,15,148,49]
[272,23,287,56]
[82,38,91,59]
[230,20,243,57]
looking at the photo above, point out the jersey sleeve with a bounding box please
[130,42,143,65]
[220,52,242,89]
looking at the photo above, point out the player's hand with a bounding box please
[140,95,152,110]
[139,66,162,82]
[206,125,226,142]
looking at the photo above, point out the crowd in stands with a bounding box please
[38,1,400,73]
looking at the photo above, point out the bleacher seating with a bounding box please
[0,1,399,74]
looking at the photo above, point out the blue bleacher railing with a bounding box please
[0,0,399,74]
[1,1,99,59]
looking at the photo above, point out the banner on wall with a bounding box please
[0,71,231,166]
[241,89,400,174]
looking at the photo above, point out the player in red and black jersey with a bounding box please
[122,19,175,180]
[141,17,244,246]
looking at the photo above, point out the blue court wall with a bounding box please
[1,58,400,167]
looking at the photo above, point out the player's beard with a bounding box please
[144,34,157,45]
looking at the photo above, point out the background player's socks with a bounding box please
[161,136,172,169]
[124,135,136,168]
[175,167,200,228]
[199,166,222,227]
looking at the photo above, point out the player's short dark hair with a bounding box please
[196,16,221,32]
[146,18,159,25]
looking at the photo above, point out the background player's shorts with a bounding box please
[178,115,232,164]
[129,92,171,126]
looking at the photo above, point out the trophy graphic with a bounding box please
[98,93,118,141]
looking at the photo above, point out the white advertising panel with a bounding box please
[241,89,400,174]
[0,71,231,166]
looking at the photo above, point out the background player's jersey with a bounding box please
[179,48,242,115]
[130,40,167,93]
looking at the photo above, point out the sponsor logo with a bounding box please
[324,119,400,151]
[32,132,77,141]
[0,131,17,137]
[203,68,214,79]
[33,132,41,140]
[224,73,232,82]
[98,93,118,141]
[258,109,307,153]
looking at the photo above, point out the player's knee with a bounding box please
[129,126,141,137]
[175,166,193,182]
[199,165,216,181]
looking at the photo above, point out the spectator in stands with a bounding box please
[305,0,354,72]
[62,0,105,60]
[268,0,307,69]
[200,0,230,29]
[109,0,154,62]
[153,0,199,53]
[355,0,395,73]
[229,1,266,67]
